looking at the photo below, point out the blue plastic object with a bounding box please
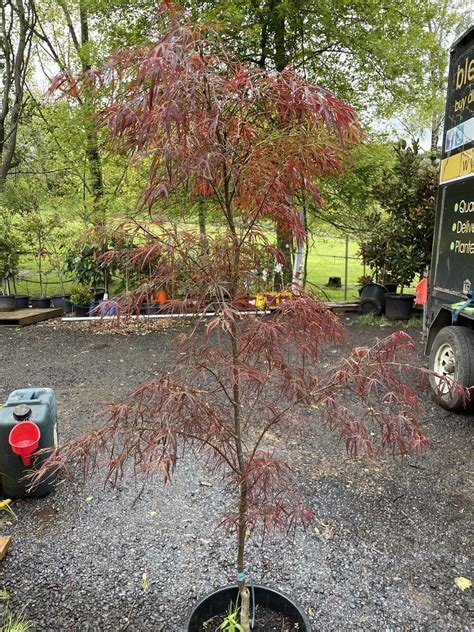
[99,299,117,316]
[451,290,474,324]
[0,388,58,498]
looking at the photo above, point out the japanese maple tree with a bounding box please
[37,7,428,630]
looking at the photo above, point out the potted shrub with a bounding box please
[20,212,53,309]
[65,238,113,297]
[0,184,28,310]
[70,285,94,317]
[0,228,21,311]
[359,141,438,320]
[33,211,74,313]
[36,11,429,630]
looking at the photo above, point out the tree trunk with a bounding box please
[271,0,288,72]
[224,170,250,630]
[270,0,293,285]
[292,207,306,288]
[198,197,208,255]
[302,205,309,288]
[79,1,104,224]
[232,318,250,632]
[0,0,35,186]
[55,0,104,222]
[276,223,292,287]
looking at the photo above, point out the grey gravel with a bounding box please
[0,317,472,631]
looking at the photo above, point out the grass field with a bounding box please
[304,234,364,300]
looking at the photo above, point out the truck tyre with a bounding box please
[429,326,474,411]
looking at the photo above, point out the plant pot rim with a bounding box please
[358,282,388,296]
[51,293,71,299]
[185,583,312,631]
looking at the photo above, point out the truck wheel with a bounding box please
[429,326,474,411]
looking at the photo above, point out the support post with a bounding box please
[344,235,349,301]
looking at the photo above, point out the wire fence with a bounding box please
[10,231,413,301]
[304,233,365,300]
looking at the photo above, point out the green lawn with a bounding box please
[304,234,364,300]
[14,254,76,298]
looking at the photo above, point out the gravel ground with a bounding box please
[0,316,472,631]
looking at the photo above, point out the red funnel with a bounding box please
[9,421,41,466]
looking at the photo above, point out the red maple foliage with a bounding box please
[37,7,428,630]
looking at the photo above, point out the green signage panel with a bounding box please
[434,179,474,295]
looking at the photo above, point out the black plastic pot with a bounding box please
[384,293,415,320]
[14,295,30,310]
[92,287,106,301]
[51,295,72,313]
[30,297,51,309]
[73,304,91,317]
[0,295,16,312]
[141,301,161,315]
[186,584,311,632]
[383,283,398,293]
[358,283,388,316]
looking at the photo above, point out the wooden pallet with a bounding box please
[325,301,360,314]
[266,300,360,314]
[0,308,63,327]
[0,536,11,561]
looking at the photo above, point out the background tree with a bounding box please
[392,0,471,152]
[0,0,36,185]
[186,0,464,280]
[189,0,464,119]
[359,140,438,290]
[315,142,394,233]
[30,0,107,222]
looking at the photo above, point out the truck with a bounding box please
[426,25,474,411]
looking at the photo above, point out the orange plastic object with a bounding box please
[154,290,168,305]
[415,278,428,305]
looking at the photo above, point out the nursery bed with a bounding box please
[0,316,472,631]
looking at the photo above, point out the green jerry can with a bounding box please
[0,388,58,499]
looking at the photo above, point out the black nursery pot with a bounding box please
[383,283,398,293]
[185,584,312,632]
[0,295,16,312]
[141,301,161,315]
[14,295,30,310]
[51,295,72,313]
[384,293,415,320]
[358,283,388,316]
[30,297,51,309]
[73,304,91,317]
[92,287,106,301]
